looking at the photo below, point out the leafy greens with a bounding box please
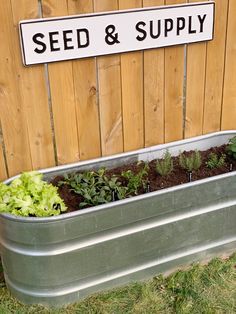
[0,171,67,217]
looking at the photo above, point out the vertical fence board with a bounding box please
[185,0,207,138]
[10,0,55,170]
[0,1,32,176]
[0,145,7,181]
[164,0,185,143]
[221,0,236,130]
[68,0,101,161]
[143,0,165,147]
[94,0,123,156]
[119,0,144,151]
[203,0,229,134]
[1,0,236,178]
[42,0,80,165]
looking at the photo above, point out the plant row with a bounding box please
[0,137,236,217]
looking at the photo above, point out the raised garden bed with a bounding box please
[0,131,236,307]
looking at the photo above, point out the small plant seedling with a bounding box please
[206,153,226,169]
[60,169,127,208]
[156,151,173,176]
[226,136,236,159]
[121,163,149,195]
[179,150,202,172]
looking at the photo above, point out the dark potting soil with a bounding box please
[51,145,236,214]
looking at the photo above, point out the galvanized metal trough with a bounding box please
[0,131,236,307]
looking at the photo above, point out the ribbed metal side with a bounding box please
[0,131,236,307]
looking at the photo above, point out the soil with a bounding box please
[51,145,236,214]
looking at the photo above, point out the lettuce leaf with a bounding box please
[0,171,67,217]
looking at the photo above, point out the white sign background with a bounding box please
[19,1,215,66]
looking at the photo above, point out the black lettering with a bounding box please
[150,20,161,39]
[105,25,120,45]
[77,29,90,48]
[49,31,60,51]
[164,19,173,37]
[63,30,73,50]
[136,21,147,41]
[176,17,185,35]
[32,33,46,54]
[198,14,207,33]
[188,16,196,34]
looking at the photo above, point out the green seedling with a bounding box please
[179,150,202,172]
[121,163,149,195]
[156,151,173,176]
[60,168,127,208]
[226,136,236,159]
[206,153,226,169]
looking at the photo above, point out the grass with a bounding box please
[0,253,235,314]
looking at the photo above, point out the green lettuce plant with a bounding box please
[0,172,67,217]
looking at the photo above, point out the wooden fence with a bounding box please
[0,0,235,180]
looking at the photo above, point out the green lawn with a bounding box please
[0,253,235,314]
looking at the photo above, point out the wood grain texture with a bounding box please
[10,0,55,170]
[94,0,124,156]
[203,0,228,133]
[185,0,207,138]
[68,0,101,160]
[0,143,7,181]
[0,0,32,176]
[143,0,165,147]
[164,0,185,143]
[42,0,80,165]
[1,0,236,177]
[11,2,55,168]
[119,0,144,151]
[221,0,236,130]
